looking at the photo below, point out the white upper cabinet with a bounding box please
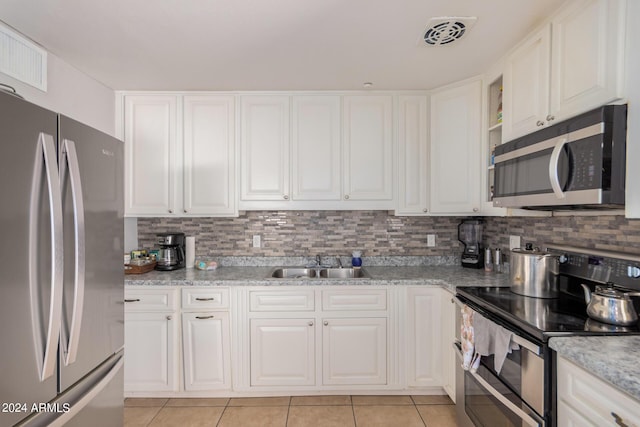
[291,96,341,201]
[503,0,626,142]
[549,0,626,120]
[124,95,178,216]
[183,95,236,215]
[396,95,429,215]
[121,94,237,217]
[503,26,551,142]
[240,95,290,201]
[342,95,394,205]
[429,80,482,214]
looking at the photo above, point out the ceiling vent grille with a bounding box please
[421,17,477,46]
[0,23,47,91]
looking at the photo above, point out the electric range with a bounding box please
[453,245,640,427]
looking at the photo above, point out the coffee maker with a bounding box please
[155,232,186,271]
[458,219,484,269]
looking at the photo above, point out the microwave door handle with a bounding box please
[453,343,541,427]
[549,137,568,199]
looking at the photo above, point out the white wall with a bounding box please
[0,41,115,136]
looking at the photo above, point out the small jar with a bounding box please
[351,251,362,267]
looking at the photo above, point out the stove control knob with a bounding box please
[558,254,569,264]
[628,266,640,279]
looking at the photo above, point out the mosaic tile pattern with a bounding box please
[136,212,640,260]
[484,215,640,259]
[137,211,465,258]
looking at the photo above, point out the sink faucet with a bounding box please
[336,256,343,268]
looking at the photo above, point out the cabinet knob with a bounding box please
[323,321,329,326]
[166,315,172,321]
[283,195,289,200]
[308,321,314,327]
[168,209,173,214]
[423,208,428,213]
[184,209,188,213]
[536,120,545,127]
[344,195,350,200]
[546,115,555,122]
[473,208,479,212]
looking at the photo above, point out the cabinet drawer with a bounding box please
[322,289,387,311]
[558,357,640,426]
[250,290,315,311]
[182,288,229,310]
[124,288,177,312]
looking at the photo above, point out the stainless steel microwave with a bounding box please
[493,105,627,210]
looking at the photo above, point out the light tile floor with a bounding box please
[124,395,458,427]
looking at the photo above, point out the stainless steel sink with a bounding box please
[270,268,317,278]
[269,267,368,279]
[319,268,368,278]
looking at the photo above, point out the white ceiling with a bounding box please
[0,0,565,91]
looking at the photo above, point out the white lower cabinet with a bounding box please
[557,356,640,426]
[322,317,387,385]
[250,318,316,386]
[124,289,179,393]
[406,287,443,388]
[182,312,231,391]
[245,287,392,390]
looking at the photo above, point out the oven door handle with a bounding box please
[453,297,542,356]
[453,342,542,427]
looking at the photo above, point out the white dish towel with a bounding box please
[472,312,520,374]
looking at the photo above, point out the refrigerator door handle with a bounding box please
[29,133,64,381]
[60,139,86,366]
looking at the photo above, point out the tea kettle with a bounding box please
[581,283,640,326]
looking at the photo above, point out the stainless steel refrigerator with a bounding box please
[0,90,124,426]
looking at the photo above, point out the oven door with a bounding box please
[454,342,546,427]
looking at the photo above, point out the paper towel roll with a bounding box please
[185,236,195,268]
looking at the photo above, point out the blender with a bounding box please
[458,219,484,269]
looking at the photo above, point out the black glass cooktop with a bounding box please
[457,286,640,343]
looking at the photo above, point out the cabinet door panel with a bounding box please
[292,96,341,201]
[322,318,386,385]
[183,96,236,215]
[407,288,443,388]
[182,312,231,390]
[240,96,290,201]
[550,0,624,120]
[397,96,429,215]
[503,26,551,142]
[343,96,393,202]
[250,318,315,386]
[124,312,177,392]
[124,95,177,215]
[430,81,482,214]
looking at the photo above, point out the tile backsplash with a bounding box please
[137,211,465,258]
[136,212,640,260]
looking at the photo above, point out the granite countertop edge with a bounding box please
[550,336,640,402]
[124,265,512,290]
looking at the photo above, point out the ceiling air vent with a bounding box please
[421,17,477,46]
[0,23,47,91]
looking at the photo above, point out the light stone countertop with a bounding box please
[124,265,512,291]
[550,336,640,402]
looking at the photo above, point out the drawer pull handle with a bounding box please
[124,299,140,303]
[195,297,216,301]
[612,412,630,427]
[196,315,214,320]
